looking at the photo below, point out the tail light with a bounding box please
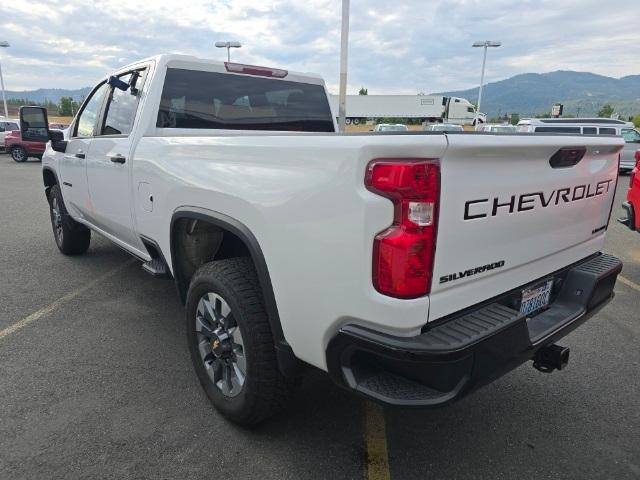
[365,159,440,298]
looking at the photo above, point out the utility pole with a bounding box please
[0,41,10,118]
[338,0,350,132]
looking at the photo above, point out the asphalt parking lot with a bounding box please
[1,154,639,480]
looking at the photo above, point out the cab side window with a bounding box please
[75,83,109,137]
[101,70,147,136]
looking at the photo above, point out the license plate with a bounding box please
[520,279,553,317]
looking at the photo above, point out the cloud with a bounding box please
[0,0,638,93]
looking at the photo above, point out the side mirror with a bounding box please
[49,129,67,153]
[19,106,50,142]
[19,106,68,153]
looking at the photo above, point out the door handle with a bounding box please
[110,154,126,164]
[75,151,85,159]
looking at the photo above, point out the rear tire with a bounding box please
[10,145,27,162]
[186,257,294,426]
[48,184,91,255]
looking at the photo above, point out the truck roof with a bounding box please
[117,53,326,86]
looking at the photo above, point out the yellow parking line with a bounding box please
[0,260,134,340]
[364,401,391,480]
[618,275,640,293]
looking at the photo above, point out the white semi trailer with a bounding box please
[328,94,485,126]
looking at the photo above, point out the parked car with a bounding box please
[23,54,623,426]
[477,124,517,133]
[4,128,46,162]
[0,118,20,153]
[620,150,640,232]
[373,123,408,132]
[424,123,464,132]
[621,127,640,173]
[49,122,69,130]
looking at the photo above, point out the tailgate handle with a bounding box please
[549,147,586,168]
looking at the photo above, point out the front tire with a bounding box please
[186,257,294,426]
[48,184,91,255]
[10,145,27,162]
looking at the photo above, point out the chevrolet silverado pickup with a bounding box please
[21,54,624,425]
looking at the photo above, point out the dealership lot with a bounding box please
[0,156,638,479]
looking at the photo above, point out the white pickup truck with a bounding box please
[21,54,624,426]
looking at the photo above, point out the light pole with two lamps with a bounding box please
[215,41,242,62]
[472,40,501,126]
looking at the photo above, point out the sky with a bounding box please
[0,0,638,94]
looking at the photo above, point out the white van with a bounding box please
[516,118,632,135]
[517,118,636,171]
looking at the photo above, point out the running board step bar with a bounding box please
[142,258,171,278]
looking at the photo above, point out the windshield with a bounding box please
[622,128,640,143]
[492,126,517,133]
[157,68,334,132]
[378,125,407,131]
[0,121,19,131]
[429,125,461,131]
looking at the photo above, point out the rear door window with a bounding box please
[157,68,334,132]
[101,69,147,136]
[598,127,617,135]
[582,127,597,134]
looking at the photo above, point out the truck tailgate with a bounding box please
[429,133,623,321]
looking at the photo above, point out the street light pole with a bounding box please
[215,41,242,62]
[337,0,350,133]
[0,41,10,118]
[472,40,501,126]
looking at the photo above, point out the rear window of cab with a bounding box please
[157,68,334,132]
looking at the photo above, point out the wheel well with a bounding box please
[172,217,250,302]
[43,169,57,198]
[170,211,301,376]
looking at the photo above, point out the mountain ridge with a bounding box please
[434,70,640,118]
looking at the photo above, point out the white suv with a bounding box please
[0,119,20,152]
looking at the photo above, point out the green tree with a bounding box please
[633,115,640,128]
[358,87,368,95]
[597,104,614,118]
[58,96,80,116]
[509,113,520,125]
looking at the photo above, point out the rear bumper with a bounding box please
[326,253,622,407]
[620,160,635,171]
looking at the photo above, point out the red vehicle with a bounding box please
[620,150,640,232]
[4,129,46,162]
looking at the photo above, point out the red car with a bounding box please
[4,129,46,162]
[620,150,640,232]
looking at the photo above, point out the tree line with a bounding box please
[3,96,83,117]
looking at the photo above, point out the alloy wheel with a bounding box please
[51,196,63,245]
[195,292,246,397]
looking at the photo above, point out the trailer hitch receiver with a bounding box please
[533,344,570,373]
